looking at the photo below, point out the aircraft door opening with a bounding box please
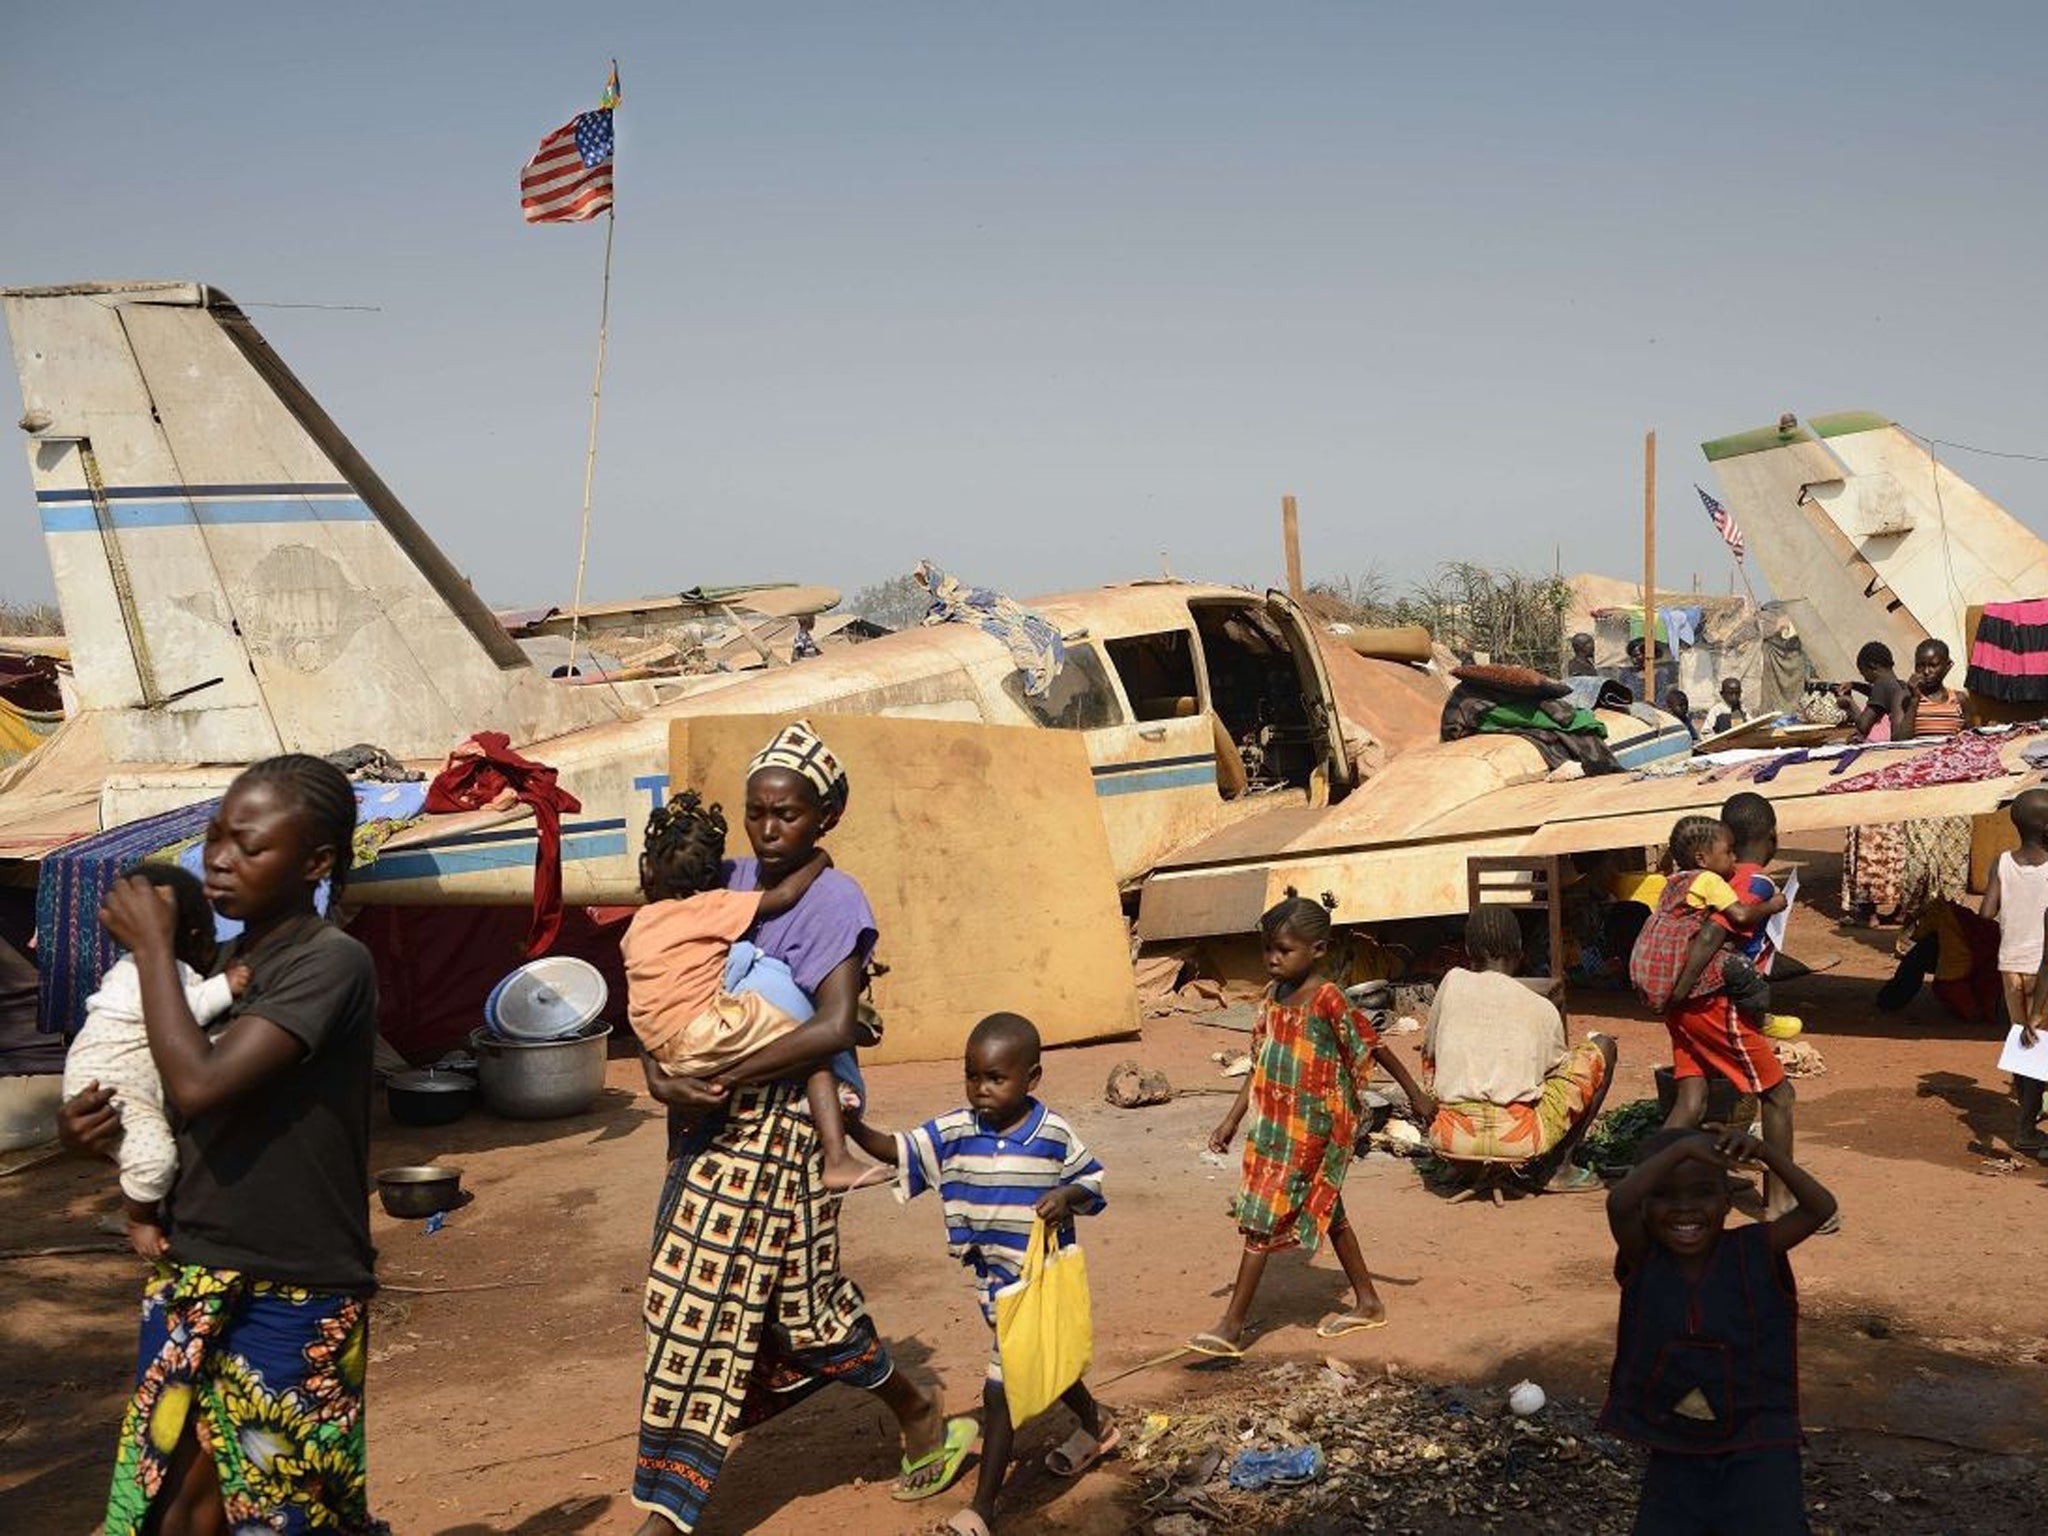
[1190,600,1345,801]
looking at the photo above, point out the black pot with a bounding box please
[386,1069,475,1127]
[376,1165,465,1218]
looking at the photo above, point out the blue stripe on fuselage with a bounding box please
[36,482,356,503]
[38,496,377,534]
[1091,762,1216,797]
[352,827,630,885]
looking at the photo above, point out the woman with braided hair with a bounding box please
[630,720,972,1534]
[621,785,874,1190]
[56,753,388,1534]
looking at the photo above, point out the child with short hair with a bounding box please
[621,789,875,1189]
[1980,786,2048,1156]
[60,863,248,1259]
[1633,815,1807,1219]
[849,1012,1113,1536]
[1192,891,1436,1357]
[1601,1126,1836,1535]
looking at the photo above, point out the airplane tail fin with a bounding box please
[5,282,620,765]
[1702,411,2048,681]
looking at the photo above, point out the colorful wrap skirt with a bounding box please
[105,1263,379,1535]
[1426,1039,1611,1163]
[634,1080,893,1533]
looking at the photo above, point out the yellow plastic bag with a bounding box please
[993,1217,1094,1428]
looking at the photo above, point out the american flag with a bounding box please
[520,109,614,224]
[1696,485,1746,562]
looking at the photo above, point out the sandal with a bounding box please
[892,1415,977,1502]
[944,1512,991,1536]
[1185,1331,1244,1359]
[1046,1421,1122,1477]
[1315,1311,1388,1339]
[1541,1164,1604,1194]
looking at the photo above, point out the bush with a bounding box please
[0,599,62,636]
[1310,562,1570,671]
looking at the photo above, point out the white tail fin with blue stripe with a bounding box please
[6,282,620,764]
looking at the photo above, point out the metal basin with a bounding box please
[376,1164,464,1219]
[468,1024,612,1119]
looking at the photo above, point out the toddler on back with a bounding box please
[60,863,249,1258]
[1979,786,2048,1157]
[621,789,873,1189]
[1633,814,1807,1220]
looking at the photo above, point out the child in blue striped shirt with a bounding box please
[849,1012,1115,1536]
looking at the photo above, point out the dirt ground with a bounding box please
[5,837,2048,1534]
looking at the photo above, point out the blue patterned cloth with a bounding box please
[913,560,1066,698]
[35,800,218,1037]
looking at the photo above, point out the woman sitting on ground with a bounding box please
[1421,904,1618,1193]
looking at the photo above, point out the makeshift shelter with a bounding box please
[1564,574,1807,720]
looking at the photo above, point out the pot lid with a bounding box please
[484,957,609,1042]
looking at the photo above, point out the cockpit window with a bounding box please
[1001,645,1125,730]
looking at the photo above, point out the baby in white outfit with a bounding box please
[60,865,247,1258]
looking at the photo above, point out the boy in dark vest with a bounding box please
[1600,1127,1837,1534]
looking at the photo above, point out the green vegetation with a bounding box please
[1309,562,1572,672]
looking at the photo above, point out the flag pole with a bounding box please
[564,205,616,679]
[1642,430,1657,704]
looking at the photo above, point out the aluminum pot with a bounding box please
[468,1023,612,1119]
[376,1165,464,1218]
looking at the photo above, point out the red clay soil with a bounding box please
[4,839,2046,1534]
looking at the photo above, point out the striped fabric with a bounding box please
[519,109,615,224]
[1968,599,2048,702]
[896,1100,1105,1304]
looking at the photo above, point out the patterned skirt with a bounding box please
[1426,1039,1611,1163]
[105,1263,380,1536]
[1844,821,1907,920]
[633,1080,893,1534]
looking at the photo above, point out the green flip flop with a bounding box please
[892,1414,977,1502]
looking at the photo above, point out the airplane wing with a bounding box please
[1137,730,2041,940]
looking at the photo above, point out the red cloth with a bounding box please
[350,905,632,1064]
[426,732,583,957]
[1818,728,2027,795]
[1664,994,1785,1093]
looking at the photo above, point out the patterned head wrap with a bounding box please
[747,718,848,811]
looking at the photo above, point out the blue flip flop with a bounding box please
[892,1414,977,1502]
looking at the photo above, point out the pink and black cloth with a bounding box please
[1968,599,2048,703]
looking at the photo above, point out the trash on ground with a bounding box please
[1228,1443,1325,1490]
[1106,1060,1176,1108]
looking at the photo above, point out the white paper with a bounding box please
[1763,868,1799,959]
[1997,1024,2048,1080]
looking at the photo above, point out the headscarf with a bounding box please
[747,718,848,812]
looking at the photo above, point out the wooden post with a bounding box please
[1642,431,1657,704]
[1282,494,1304,601]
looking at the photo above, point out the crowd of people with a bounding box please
[45,682,2043,1536]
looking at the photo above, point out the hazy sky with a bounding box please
[5,2,2046,614]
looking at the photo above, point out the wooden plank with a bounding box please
[668,713,1138,1063]
[1282,494,1304,602]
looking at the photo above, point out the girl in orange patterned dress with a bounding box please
[1190,894,1435,1357]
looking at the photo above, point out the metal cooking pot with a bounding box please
[376,1165,464,1219]
[386,1069,475,1127]
[467,1023,612,1119]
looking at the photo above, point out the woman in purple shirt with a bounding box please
[629,722,972,1535]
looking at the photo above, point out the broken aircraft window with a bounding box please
[1002,646,1124,730]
